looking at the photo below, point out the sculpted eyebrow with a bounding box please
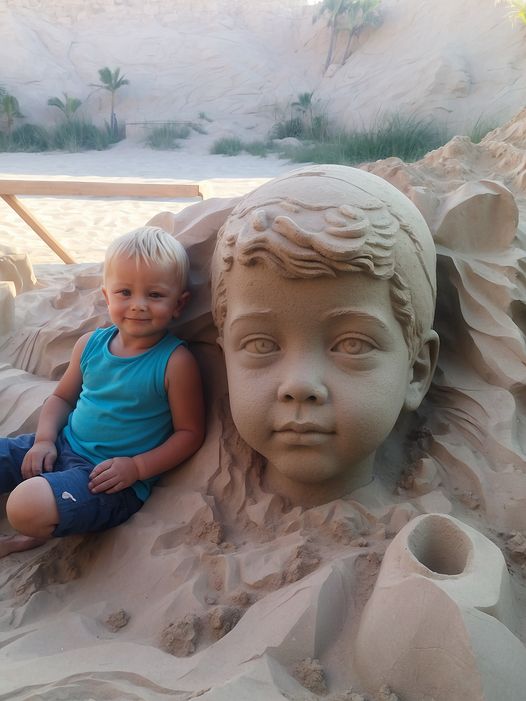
[323,309,390,331]
[228,310,275,329]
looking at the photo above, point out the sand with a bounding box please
[1,112,526,699]
[2,0,526,134]
[2,0,526,697]
[0,136,296,265]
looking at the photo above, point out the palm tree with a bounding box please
[91,66,129,136]
[341,0,382,63]
[313,0,348,71]
[313,0,382,70]
[0,93,24,136]
[292,92,314,115]
[292,91,314,129]
[48,93,82,122]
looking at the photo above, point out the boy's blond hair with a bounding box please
[104,226,189,291]
[211,165,436,361]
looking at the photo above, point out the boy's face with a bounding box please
[103,254,188,347]
[220,263,419,504]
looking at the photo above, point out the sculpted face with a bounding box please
[221,264,419,506]
[213,165,439,506]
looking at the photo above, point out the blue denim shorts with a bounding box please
[0,433,143,537]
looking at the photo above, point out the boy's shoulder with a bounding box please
[166,342,198,373]
[74,329,98,353]
[73,327,114,364]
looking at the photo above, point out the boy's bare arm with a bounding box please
[21,333,90,478]
[89,346,205,494]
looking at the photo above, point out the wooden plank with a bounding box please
[1,194,76,264]
[0,179,201,199]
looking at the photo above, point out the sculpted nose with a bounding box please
[277,372,329,404]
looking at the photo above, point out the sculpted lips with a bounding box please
[277,421,332,433]
[274,421,334,446]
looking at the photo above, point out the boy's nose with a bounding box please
[131,296,147,310]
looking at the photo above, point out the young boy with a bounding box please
[211,164,439,508]
[0,226,205,557]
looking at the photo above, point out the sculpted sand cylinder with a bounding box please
[211,164,440,507]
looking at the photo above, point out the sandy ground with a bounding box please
[0,137,296,264]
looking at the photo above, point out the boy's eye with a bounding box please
[332,336,375,355]
[243,338,279,354]
[150,292,163,299]
[118,289,131,297]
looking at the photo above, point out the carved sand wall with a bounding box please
[1,0,525,132]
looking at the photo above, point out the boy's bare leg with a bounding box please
[0,534,48,558]
[2,477,58,558]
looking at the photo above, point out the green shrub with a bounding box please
[104,119,126,144]
[146,123,191,149]
[283,113,449,165]
[11,123,50,151]
[307,114,331,141]
[211,137,243,156]
[243,140,272,157]
[467,117,499,144]
[47,93,82,122]
[198,111,213,122]
[271,117,305,139]
[51,119,110,151]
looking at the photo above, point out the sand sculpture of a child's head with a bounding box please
[212,165,439,507]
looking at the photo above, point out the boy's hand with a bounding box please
[21,440,57,479]
[88,457,139,494]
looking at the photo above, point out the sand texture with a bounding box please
[2,0,526,697]
[1,0,526,135]
[1,109,526,698]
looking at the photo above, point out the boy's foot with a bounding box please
[0,534,48,558]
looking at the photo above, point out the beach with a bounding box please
[3,0,526,697]
[0,137,295,265]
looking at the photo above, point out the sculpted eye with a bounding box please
[332,336,375,355]
[243,338,279,354]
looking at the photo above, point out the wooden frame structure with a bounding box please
[0,179,202,264]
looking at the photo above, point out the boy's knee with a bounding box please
[6,477,59,537]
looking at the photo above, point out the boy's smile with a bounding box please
[102,254,186,351]
[221,264,417,506]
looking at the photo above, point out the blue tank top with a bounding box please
[63,325,185,501]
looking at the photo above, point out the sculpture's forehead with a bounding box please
[231,171,386,217]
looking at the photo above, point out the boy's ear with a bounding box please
[404,330,440,411]
[102,287,109,306]
[173,290,191,318]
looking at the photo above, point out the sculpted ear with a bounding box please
[404,330,439,411]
